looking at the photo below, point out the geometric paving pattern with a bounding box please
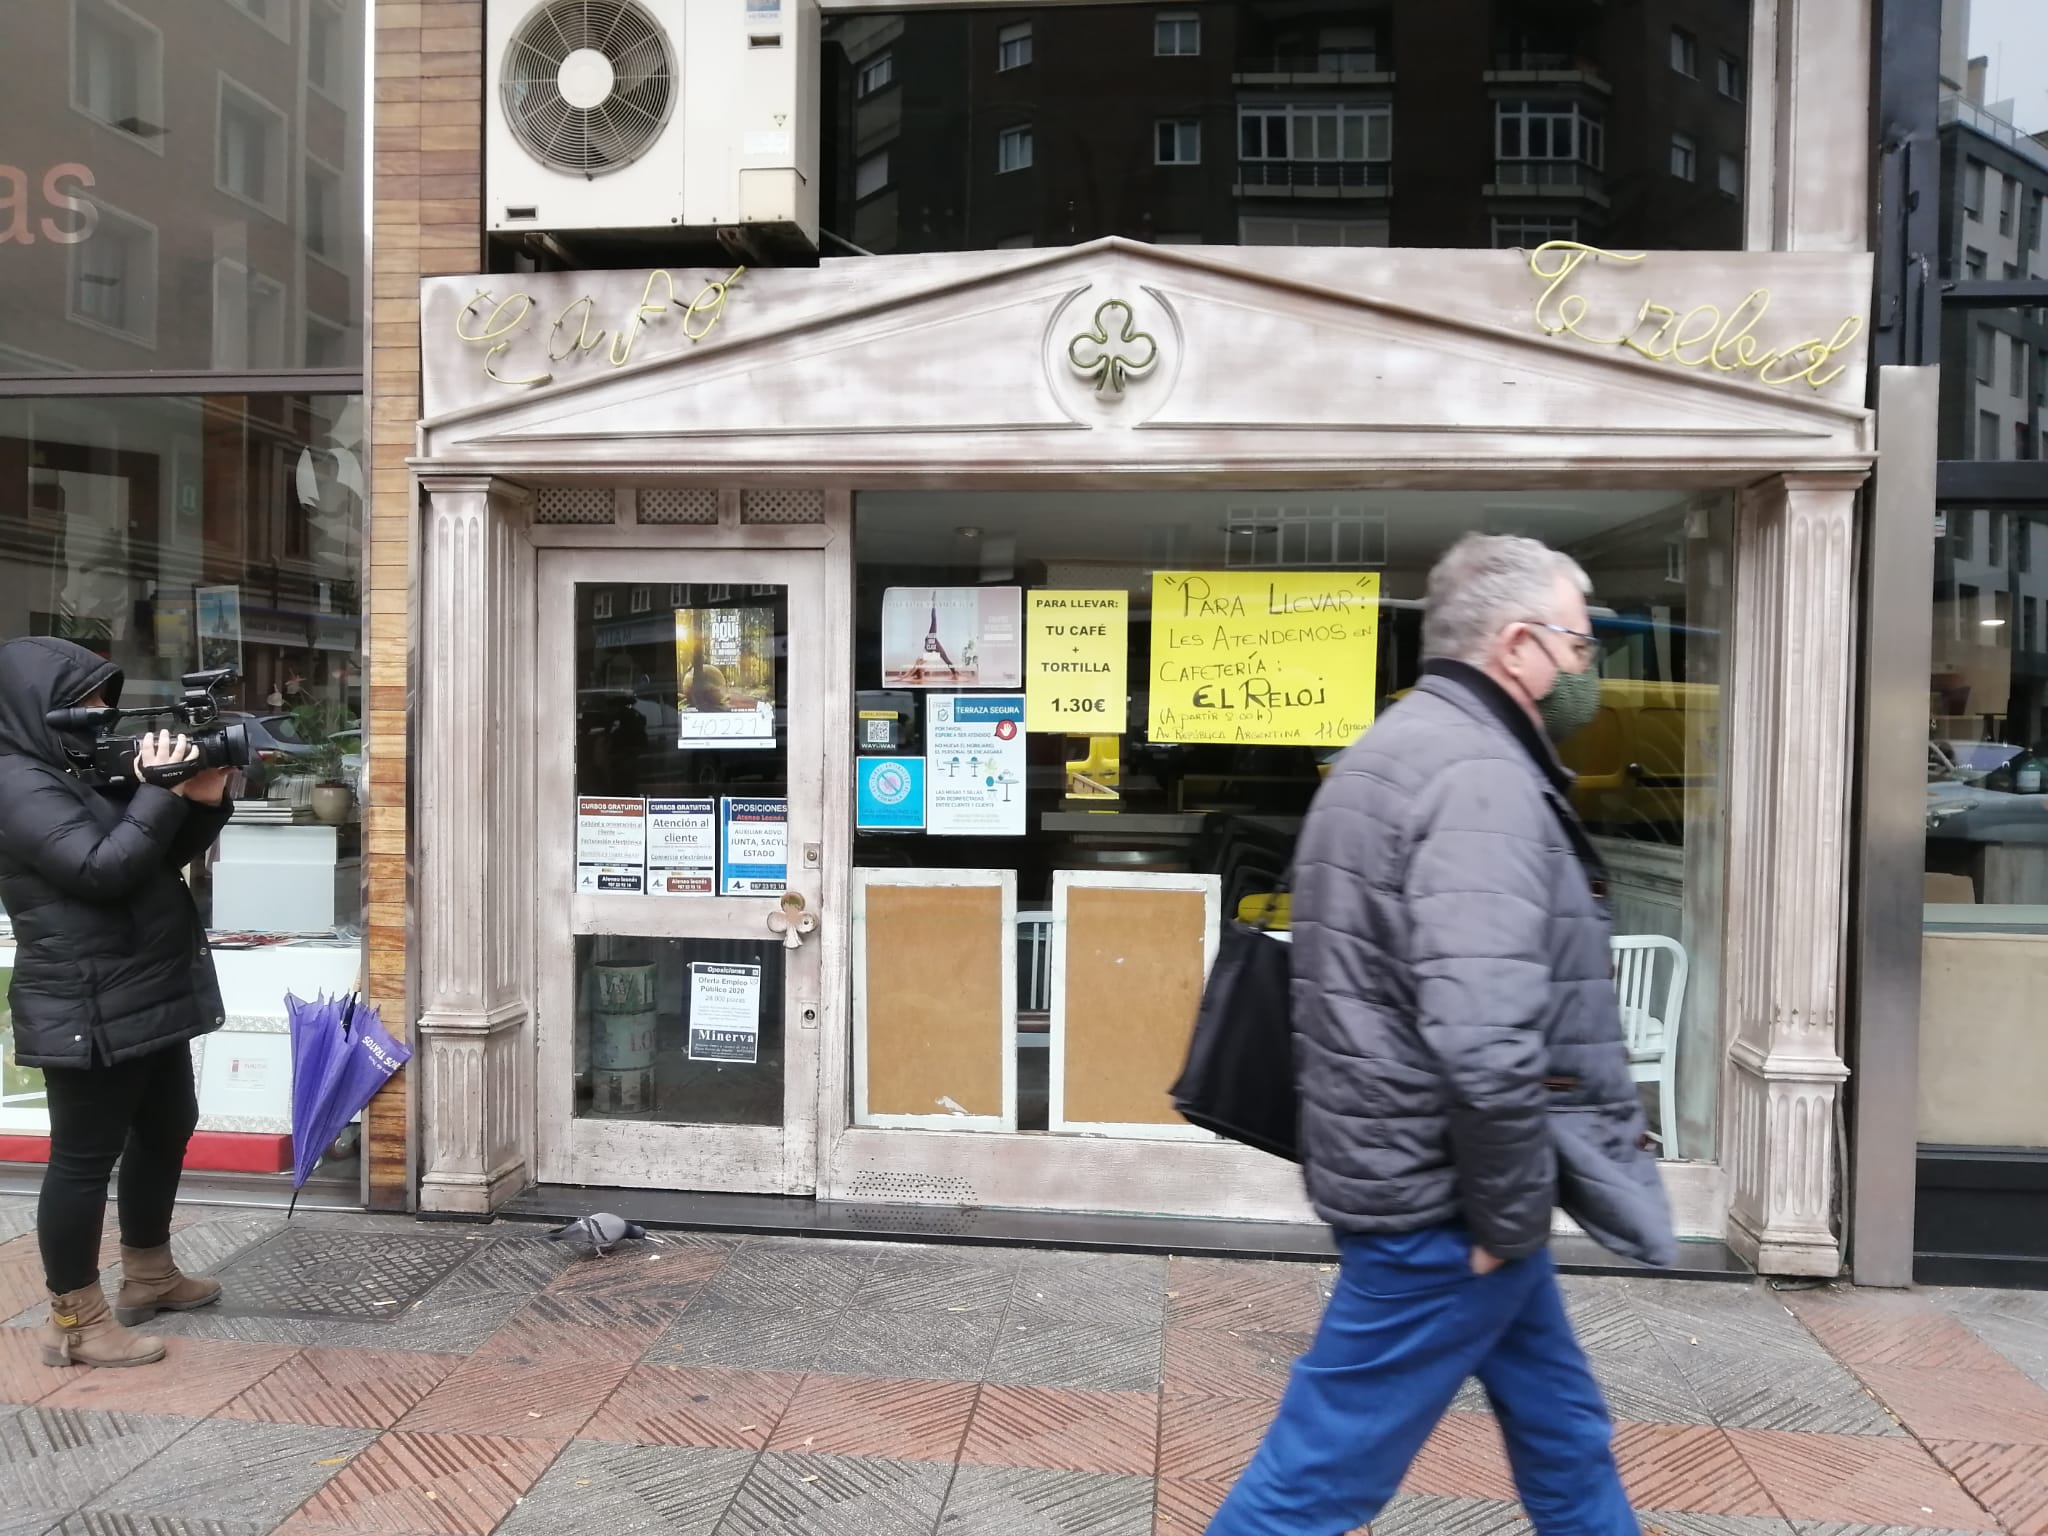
[2,1207,2046,1532]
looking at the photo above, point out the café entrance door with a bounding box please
[534,547,826,1193]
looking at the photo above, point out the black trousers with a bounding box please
[37,1042,199,1294]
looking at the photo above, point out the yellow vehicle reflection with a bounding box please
[1557,679,1717,835]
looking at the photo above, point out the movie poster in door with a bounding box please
[1148,572,1381,747]
[881,587,1023,688]
[676,606,776,749]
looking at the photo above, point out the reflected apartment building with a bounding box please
[823,0,1749,254]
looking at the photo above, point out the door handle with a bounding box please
[767,891,817,950]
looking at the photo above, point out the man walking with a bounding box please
[1207,534,1674,1536]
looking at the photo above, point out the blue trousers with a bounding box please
[1205,1225,1639,1536]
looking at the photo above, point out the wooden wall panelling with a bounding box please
[365,0,483,1210]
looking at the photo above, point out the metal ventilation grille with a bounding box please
[534,487,615,524]
[742,489,826,525]
[501,0,677,177]
[638,488,720,525]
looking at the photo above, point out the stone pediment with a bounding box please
[417,237,1873,481]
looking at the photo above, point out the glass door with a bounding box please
[536,547,825,1193]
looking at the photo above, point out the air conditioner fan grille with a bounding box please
[502,0,676,177]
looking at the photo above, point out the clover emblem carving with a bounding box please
[1067,299,1160,394]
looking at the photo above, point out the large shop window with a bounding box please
[1925,503,2048,1153]
[0,392,365,1141]
[0,0,365,375]
[850,490,1731,1160]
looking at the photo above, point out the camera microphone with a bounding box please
[44,707,122,731]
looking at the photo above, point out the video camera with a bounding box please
[45,666,254,789]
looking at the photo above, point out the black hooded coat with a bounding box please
[0,638,230,1070]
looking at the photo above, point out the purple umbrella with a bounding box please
[285,991,410,1215]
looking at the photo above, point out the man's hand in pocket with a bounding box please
[1470,1247,1505,1276]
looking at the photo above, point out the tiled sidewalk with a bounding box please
[1,1197,2045,1535]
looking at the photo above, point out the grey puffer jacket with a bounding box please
[1291,660,1675,1268]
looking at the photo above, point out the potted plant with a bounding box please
[290,701,356,826]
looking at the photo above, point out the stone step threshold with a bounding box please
[487,1183,1752,1282]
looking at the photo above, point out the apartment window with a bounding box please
[857,52,894,96]
[1976,324,1996,385]
[996,21,1032,72]
[1989,511,2006,568]
[305,314,346,368]
[212,259,285,370]
[224,0,288,40]
[67,201,157,342]
[2021,519,2035,573]
[1670,132,1697,181]
[997,125,1033,173]
[2014,334,2030,399]
[217,78,287,217]
[2010,261,2025,280]
[1716,53,1744,100]
[2001,177,2020,237]
[306,1,344,96]
[854,149,890,199]
[1155,11,1199,56]
[2025,596,2038,653]
[2036,192,2046,250]
[1491,215,1579,249]
[1717,152,1741,198]
[1240,103,1392,163]
[1966,247,1989,279]
[1314,25,1377,72]
[2020,422,2038,462]
[1953,509,1974,560]
[1964,158,1985,218]
[1156,119,1200,165]
[1980,409,2003,461]
[305,162,343,261]
[1670,28,1697,77]
[1496,100,1604,169]
[72,0,164,142]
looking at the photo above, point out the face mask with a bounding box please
[1537,662,1602,744]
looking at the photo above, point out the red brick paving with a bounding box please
[275,1429,559,1536]
[1931,1441,2048,1536]
[1162,1324,1305,1399]
[397,1348,634,1439]
[767,1372,979,1461]
[960,1383,1160,1475]
[218,1346,462,1430]
[1727,1426,1995,1527]
[1852,1361,2048,1444]
[1613,1423,1779,1518]
[1166,1258,1326,1333]
[582,1362,802,1450]
[42,1336,299,1417]
[0,1325,61,1406]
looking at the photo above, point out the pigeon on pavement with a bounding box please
[548,1212,649,1257]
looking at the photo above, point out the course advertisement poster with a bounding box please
[575,796,647,892]
[688,961,762,1064]
[1025,590,1127,733]
[856,756,926,830]
[926,694,1026,836]
[881,587,1023,688]
[1148,571,1381,748]
[646,797,716,895]
[719,797,789,895]
[676,606,776,748]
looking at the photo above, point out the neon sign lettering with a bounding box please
[1527,241,1863,390]
[455,266,746,387]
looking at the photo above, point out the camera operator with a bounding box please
[0,638,235,1369]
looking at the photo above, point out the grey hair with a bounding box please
[1420,533,1592,664]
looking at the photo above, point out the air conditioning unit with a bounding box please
[485,0,819,248]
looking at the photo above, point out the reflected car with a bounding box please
[1926,743,2048,844]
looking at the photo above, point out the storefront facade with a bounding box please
[406,234,1874,1274]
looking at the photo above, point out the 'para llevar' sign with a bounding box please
[1148,572,1381,748]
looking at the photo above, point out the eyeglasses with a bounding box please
[1520,620,1597,664]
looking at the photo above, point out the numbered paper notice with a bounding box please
[576,797,646,893]
[677,606,776,749]
[1147,572,1381,747]
[1025,591,1127,733]
[688,962,762,1064]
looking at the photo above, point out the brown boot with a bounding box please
[114,1243,223,1327]
[42,1283,166,1368]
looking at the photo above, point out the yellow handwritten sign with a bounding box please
[1527,242,1862,390]
[454,266,745,388]
[1026,591,1127,733]
[1148,572,1380,747]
